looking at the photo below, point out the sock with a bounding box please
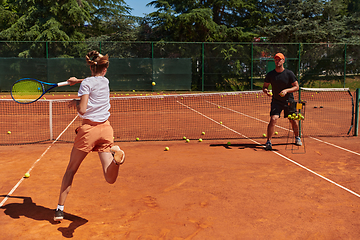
[56,205,64,211]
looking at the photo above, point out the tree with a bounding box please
[0,0,18,32]
[0,0,133,42]
[139,0,263,42]
[257,0,347,43]
[342,0,360,43]
[0,0,92,42]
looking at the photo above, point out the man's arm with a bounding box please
[262,82,272,96]
[279,81,299,96]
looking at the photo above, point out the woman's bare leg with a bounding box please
[57,147,88,206]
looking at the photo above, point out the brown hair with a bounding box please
[85,50,109,74]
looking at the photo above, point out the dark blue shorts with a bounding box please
[270,99,296,118]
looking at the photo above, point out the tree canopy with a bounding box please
[0,0,359,43]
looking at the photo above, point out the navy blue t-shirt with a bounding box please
[265,69,297,102]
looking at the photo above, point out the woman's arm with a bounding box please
[67,77,84,86]
[68,94,89,115]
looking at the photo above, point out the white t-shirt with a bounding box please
[77,76,111,122]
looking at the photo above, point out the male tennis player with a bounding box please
[262,52,302,150]
[54,51,125,222]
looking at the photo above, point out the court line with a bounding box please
[207,101,290,132]
[178,101,360,199]
[309,136,360,156]
[0,115,78,208]
[208,101,360,157]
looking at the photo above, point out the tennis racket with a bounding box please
[11,78,70,104]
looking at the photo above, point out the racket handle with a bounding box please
[57,81,70,87]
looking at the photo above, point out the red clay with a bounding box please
[1,136,360,239]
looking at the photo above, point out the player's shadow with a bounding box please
[210,143,289,151]
[0,195,88,238]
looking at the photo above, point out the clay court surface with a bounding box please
[1,135,360,239]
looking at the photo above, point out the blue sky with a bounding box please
[127,0,157,17]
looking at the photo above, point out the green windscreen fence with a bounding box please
[0,58,192,91]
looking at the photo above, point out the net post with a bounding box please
[344,44,347,88]
[202,42,204,92]
[298,88,302,138]
[250,42,253,90]
[355,88,360,136]
[49,100,53,140]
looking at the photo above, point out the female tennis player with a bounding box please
[54,50,125,222]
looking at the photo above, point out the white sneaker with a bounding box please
[295,137,302,146]
[110,145,125,165]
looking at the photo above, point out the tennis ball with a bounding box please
[201,132,205,135]
[136,137,139,141]
[186,139,190,143]
[152,82,156,86]
[227,142,231,146]
[218,106,220,109]
[183,136,187,140]
[165,147,169,151]
[133,90,135,92]
[220,121,223,124]
[7,131,11,134]
[199,138,203,142]
[275,131,278,135]
[24,173,30,178]
[269,92,273,96]
[263,133,266,137]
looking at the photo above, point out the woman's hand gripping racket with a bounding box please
[11,78,70,104]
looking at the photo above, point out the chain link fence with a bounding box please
[0,41,359,92]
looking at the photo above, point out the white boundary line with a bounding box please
[309,136,360,156]
[206,101,291,132]
[178,101,360,199]
[207,101,360,157]
[0,115,78,207]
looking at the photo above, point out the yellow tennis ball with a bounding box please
[263,133,266,137]
[275,131,278,135]
[183,136,186,140]
[165,147,169,151]
[220,121,223,124]
[201,132,205,135]
[152,82,156,86]
[186,139,190,143]
[7,131,11,134]
[199,138,203,142]
[136,137,140,141]
[24,173,30,178]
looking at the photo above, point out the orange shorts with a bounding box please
[73,119,114,153]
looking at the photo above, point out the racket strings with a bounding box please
[12,80,44,103]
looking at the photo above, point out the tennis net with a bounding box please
[0,88,355,145]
